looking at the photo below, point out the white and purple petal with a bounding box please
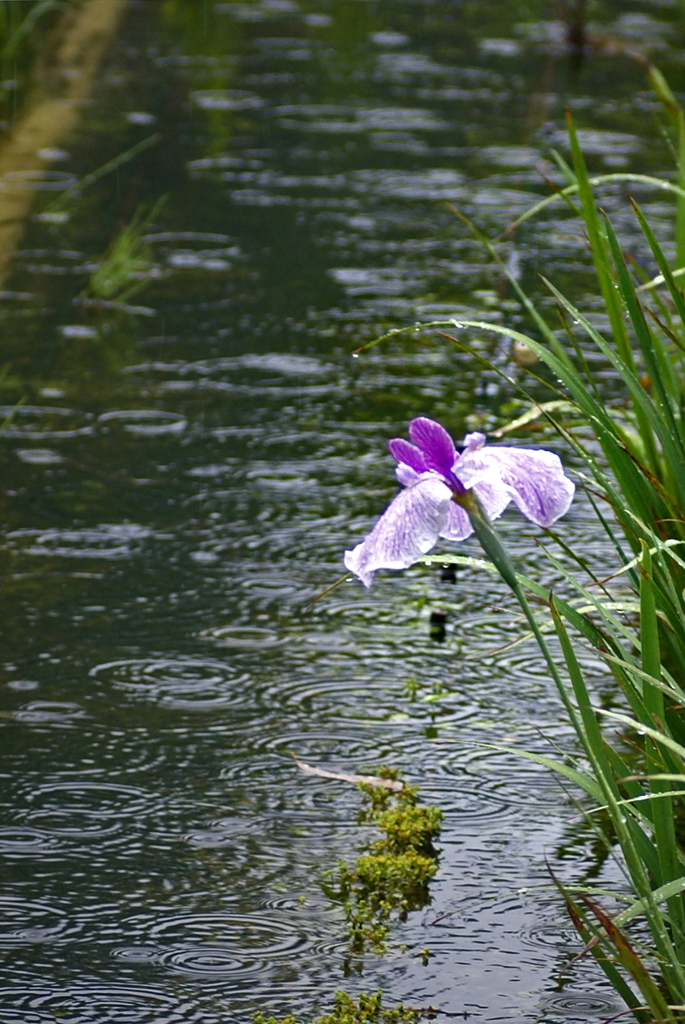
[438,476,512,540]
[344,476,452,587]
[438,500,473,542]
[462,431,487,450]
[395,462,422,487]
[455,444,574,527]
[344,418,575,587]
[471,476,512,524]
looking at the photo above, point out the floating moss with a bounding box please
[255,989,428,1024]
[326,767,442,955]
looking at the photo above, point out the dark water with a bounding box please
[0,1,683,1021]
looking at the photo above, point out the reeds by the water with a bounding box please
[449,104,685,1023]
[359,66,685,1023]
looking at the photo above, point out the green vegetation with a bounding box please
[0,0,74,131]
[255,776,440,1024]
[85,200,163,307]
[357,60,685,1024]
[255,990,427,1024]
[442,98,685,1023]
[1,0,69,60]
[324,769,441,956]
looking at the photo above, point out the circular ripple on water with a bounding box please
[0,982,189,1024]
[142,231,235,245]
[257,671,412,722]
[198,625,285,649]
[9,523,154,559]
[14,701,87,726]
[191,89,264,111]
[185,814,263,849]
[248,638,440,717]
[454,740,579,810]
[0,405,93,438]
[0,826,61,856]
[1,170,78,190]
[15,448,63,465]
[424,779,511,822]
[159,945,246,977]
[98,410,187,437]
[259,893,313,913]
[0,897,72,947]
[90,657,253,711]
[539,990,621,1019]
[400,749,540,824]
[147,911,308,983]
[519,918,580,951]
[111,946,163,964]
[24,780,148,838]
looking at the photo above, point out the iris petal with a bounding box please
[456,445,574,527]
[395,463,422,487]
[344,476,452,587]
[344,419,574,586]
[438,501,473,541]
[472,477,512,523]
[389,437,428,474]
[408,417,457,477]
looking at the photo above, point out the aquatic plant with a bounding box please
[347,88,685,1021]
[324,768,441,957]
[40,133,160,222]
[255,990,427,1024]
[85,200,164,306]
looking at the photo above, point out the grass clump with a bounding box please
[326,768,442,955]
[255,989,427,1024]
[86,201,163,305]
[353,61,685,1024]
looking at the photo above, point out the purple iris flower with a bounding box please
[344,417,575,587]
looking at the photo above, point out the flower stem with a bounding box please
[456,489,579,725]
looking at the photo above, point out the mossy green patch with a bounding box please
[255,989,428,1024]
[326,767,442,955]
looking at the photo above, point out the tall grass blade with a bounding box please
[2,0,67,59]
[648,64,685,270]
[553,878,652,1021]
[638,543,685,962]
[566,112,632,366]
[601,216,683,439]
[581,895,672,1022]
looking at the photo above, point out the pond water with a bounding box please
[1,1,683,1021]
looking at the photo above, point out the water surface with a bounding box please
[1,1,683,1021]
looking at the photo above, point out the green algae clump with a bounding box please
[330,768,442,955]
[255,989,427,1024]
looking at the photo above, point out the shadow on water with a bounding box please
[1,0,684,1020]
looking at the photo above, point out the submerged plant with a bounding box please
[255,990,427,1024]
[84,200,164,306]
[40,133,160,222]
[324,768,441,956]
